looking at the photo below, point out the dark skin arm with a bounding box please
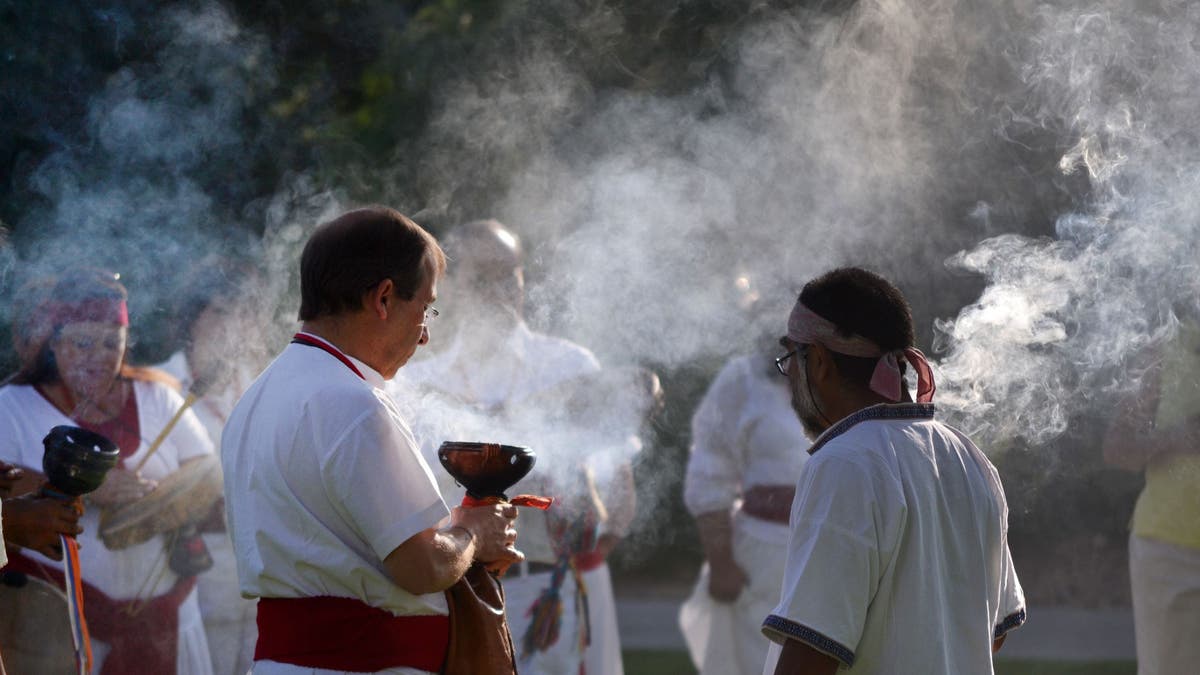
[2,459,84,561]
[3,493,84,560]
[694,510,748,602]
[773,640,840,675]
[772,634,1008,674]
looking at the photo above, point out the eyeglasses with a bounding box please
[424,306,439,321]
[775,343,808,376]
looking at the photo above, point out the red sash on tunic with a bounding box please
[255,596,450,672]
[5,552,196,675]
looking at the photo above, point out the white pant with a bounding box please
[200,533,258,675]
[680,513,790,675]
[1130,535,1200,675]
[503,563,623,675]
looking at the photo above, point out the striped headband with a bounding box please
[787,301,935,403]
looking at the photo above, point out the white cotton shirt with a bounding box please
[684,354,809,518]
[761,404,1025,675]
[0,381,214,598]
[0,380,216,675]
[223,337,450,618]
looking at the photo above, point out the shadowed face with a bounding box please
[782,337,825,438]
[53,322,127,398]
[382,256,439,378]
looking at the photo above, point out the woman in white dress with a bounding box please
[679,353,810,675]
[0,268,215,675]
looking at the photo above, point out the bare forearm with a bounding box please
[606,465,637,535]
[383,526,475,595]
[695,510,736,563]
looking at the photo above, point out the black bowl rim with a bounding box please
[43,425,121,457]
[436,441,532,454]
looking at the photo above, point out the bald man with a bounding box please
[399,220,638,675]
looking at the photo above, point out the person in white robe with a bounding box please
[157,267,263,675]
[679,353,808,675]
[0,269,215,675]
[398,219,638,675]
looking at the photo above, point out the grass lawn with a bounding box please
[622,650,1137,675]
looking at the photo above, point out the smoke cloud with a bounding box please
[9,0,1198,579]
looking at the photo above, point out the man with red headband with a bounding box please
[222,207,523,675]
[761,268,1025,674]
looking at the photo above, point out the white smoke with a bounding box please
[934,0,1200,444]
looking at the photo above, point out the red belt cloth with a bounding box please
[255,596,450,673]
[741,484,796,524]
[6,552,196,675]
[572,550,606,573]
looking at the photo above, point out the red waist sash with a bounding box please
[255,596,450,673]
[572,550,607,572]
[741,484,796,524]
[6,551,196,675]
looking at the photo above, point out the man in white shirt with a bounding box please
[762,267,1025,675]
[222,206,523,674]
[680,351,809,675]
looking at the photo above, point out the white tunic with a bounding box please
[679,355,809,675]
[0,500,7,568]
[158,352,258,675]
[397,322,631,675]
[222,337,450,675]
[761,403,1026,674]
[0,381,215,675]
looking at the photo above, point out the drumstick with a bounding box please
[131,373,214,473]
[131,392,199,473]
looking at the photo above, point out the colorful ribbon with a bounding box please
[61,534,93,675]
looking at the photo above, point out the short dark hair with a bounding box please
[299,206,446,321]
[799,267,916,387]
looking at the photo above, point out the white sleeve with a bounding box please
[761,453,885,668]
[994,530,1027,638]
[322,401,450,561]
[684,362,746,515]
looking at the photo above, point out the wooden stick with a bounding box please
[131,392,199,473]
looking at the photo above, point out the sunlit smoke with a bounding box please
[934,0,1200,445]
[10,0,1200,575]
[8,3,276,359]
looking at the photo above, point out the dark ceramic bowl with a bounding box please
[42,425,120,497]
[437,442,535,499]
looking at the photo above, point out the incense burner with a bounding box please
[437,441,535,499]
[42,425,120,497]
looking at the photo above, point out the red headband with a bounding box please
[45,299,130,328]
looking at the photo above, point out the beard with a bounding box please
[788,365,827,439]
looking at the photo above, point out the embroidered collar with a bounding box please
[807,402,936,455]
